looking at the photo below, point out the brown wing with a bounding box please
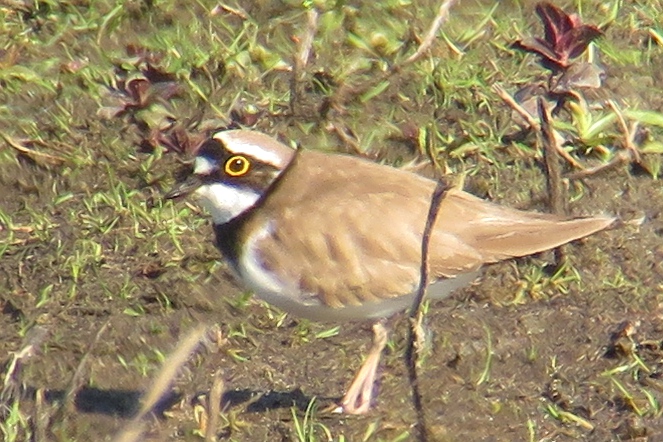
[258,193,486,308]
[249,151,613,308]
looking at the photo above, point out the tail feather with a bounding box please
[469,216,615,261]
[439,189,615,262]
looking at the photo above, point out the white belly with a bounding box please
[235,224,479,322]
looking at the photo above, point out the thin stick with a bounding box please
[327,122,365,156]
[1,133,66,165]
[295,9,318,74]
[607,99,641,164]
[63,320,111,413]
[493,84,584,169]
[492,84,540,130]
[33,388,49,442]
[400,0,458,67]
[113,324,210,442]
[1,326,49,406]
[205,370,225,442]
[538,97,565,217]
[42,320,110,436]
[565,149,631,180]
[290,8,319,114]
[406,179,449,442]
[538,97,566,266]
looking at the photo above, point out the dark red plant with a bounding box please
[513,2,602,71]
[98,45,182,120]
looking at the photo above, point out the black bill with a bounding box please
[165,175,202,200]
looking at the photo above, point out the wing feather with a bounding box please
[247,151,613,309]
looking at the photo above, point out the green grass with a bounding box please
[0,399,33,442]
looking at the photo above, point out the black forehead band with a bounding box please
[197,138,226,163]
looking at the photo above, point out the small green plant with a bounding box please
[0,400,32,442]
[291,398,335,442]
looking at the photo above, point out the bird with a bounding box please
[166,129,614,414]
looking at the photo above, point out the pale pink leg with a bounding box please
[336,321,389,414]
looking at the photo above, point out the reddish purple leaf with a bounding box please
[514,2,602,70]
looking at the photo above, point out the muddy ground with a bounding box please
[1,1,663,441]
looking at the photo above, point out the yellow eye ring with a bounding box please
[224,155,250,177]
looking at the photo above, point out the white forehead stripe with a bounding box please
[194,156,216,175]
[214,131,290,168]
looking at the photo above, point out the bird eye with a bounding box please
[224,155,250,176]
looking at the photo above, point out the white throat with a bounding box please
[194,182,260,225]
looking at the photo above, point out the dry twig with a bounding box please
[493,84,584,169]
[204,370,225,442]
[607,99,641,164]
[538,97,566,265]
[327,122,365,156]
[538,97,566,216]
[492,84,540,130]
[1,133,66,166]
[406,179,449,442]
[1,326,49,407]
[113,324,210,442]
[400,0,458,67]
[290,8,319,114]
[63,320,111,414]
[565,149,632,180]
